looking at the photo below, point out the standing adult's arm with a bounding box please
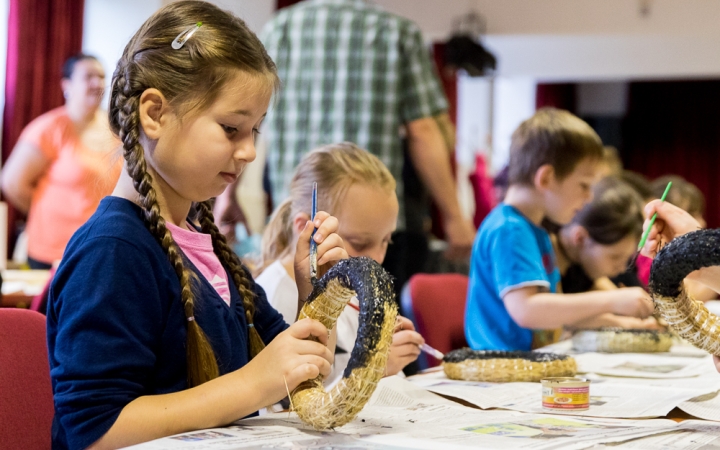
[405,116,476,259]
[398,20,475,259]
[1,141,52,213]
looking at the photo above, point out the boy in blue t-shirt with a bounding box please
[465,108,655,351]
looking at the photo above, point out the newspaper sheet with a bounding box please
[587,420,720,449]
[411,372,706,418]
[582,371,720,391]
[124,377,679,450]
[573,353,712,378]
[679,390,720,422]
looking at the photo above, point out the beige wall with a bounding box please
[376,0,720,80]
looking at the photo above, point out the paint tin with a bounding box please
[541,377,590,410]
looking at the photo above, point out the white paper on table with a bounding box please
[679,390,720,422]
[124,377,684,450]
[1,269,51,295]
[588,420,720,449]
[125,410,681,450]
[412,375,708,418]
[584,372,720,391]
[574,352,713,378]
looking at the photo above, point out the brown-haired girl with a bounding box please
[553,177,660,329]
[256,143,424,386]
[46,2,346,448]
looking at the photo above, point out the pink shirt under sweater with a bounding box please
[166,222,231,305]
[636,254,652,288]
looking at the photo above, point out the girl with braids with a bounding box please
[46,2,346,449]
[256,143,424,387]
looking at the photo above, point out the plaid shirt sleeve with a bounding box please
[397,20,449,124]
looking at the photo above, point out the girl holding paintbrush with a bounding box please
[257,143,425,385]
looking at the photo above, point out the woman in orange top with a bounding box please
[2,54,122,268]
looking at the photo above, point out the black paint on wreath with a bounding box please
[305,257,396,378]
[577,328,669,342]
[443,348,571,364]
[649,229,720,298]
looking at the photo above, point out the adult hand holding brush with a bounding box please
[640,199,703,258]
[644,197,720,374]
[643,200,720,294]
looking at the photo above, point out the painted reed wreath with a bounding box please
[649,229,720,354]
[571,328,673,353]
[290,257,397,430]
[442,348,577,382]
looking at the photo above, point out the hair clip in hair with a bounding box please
[172,22,203,50]
[187,316,195,322]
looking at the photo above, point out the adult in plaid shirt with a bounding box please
[261,0,475,260]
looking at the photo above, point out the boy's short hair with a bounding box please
[508,108,604,185]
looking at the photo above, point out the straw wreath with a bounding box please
[571,328,673,353]
[290,257,397,430]
[442,348,577,382]
[649,229,720,355]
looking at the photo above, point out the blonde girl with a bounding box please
[47,3,346,449]
[257,143,424,386]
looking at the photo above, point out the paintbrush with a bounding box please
[310,182,318,285]
[420,343,445,360]
[628,181,672,272]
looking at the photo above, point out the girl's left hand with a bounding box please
[294,211,348,301]
[385,316,424,376]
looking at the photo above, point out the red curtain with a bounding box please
[277,0,302,9]
[535,83,576,113]
[623,80,720,229]
[2,0,85,255]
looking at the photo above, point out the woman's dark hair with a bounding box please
[572,176,644,245]
[62,53,100,79]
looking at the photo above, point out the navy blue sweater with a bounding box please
[47,197,288,450]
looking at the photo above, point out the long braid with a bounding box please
[195,200,265,357]
[112,66,220,386]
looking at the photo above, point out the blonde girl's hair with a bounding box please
[259,142,396,274]
[108,0,279,387]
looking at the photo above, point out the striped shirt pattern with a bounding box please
[260,0,448,226]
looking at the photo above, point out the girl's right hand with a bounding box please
[641,200,702,258]
[294,211,348,301]
[249,318,333,402]
[610,287,654,318]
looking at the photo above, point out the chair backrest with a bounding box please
[0,308,53,449]
[402,273,469,368]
